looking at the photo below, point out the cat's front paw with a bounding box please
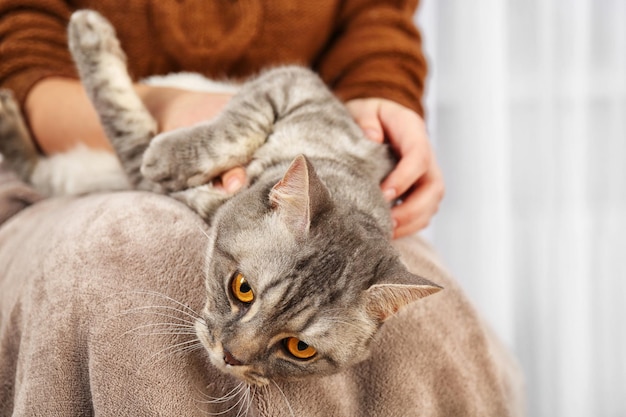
[68,10,125,64]
[141,130,217,192]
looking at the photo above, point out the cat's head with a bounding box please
[195,155,441,385]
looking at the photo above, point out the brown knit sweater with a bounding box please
[0,0,427,116]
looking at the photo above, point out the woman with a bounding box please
[0,0,444,236]
[0,3,524,417]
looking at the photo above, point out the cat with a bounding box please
[0,10,442,386]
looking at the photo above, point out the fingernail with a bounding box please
[225,176,243,193]
[383,188,396,202]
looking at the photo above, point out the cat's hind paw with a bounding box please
[68,10,125,65]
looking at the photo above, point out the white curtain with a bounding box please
[416,1,626,416]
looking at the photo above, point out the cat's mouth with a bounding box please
[211,343,270,386]
[195,320,269,386]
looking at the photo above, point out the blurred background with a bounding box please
[416,0,625,416]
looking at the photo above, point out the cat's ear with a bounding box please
[269,154,331,235]
[365,268,442,322]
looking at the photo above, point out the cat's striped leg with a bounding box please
[140,94,275,192]
[140,66,338,192]
[68,10,159,191]
[0,89,40,181]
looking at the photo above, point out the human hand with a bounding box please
[138,86,246,193]
[345,98,445,238]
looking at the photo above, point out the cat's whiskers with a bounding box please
[119,308,198,329]
[117,303,201,324]
[198,381,246,404]
[108,289,208,342]
[124,321,197,337]
[109,290,205,342]
[121,289,203,318]
[200,382,254,416]
[246,385,259,417]
[117,305,201,344]
[144,337,204,367]
[270,378,295,417]
[195,381,258,417]
[195,222,212,241]
[106,290,211,370]
[235,385,249,417]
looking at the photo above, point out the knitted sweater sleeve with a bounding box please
[315,0,428,116]
[0,0,77,107]
[0,0,428,115]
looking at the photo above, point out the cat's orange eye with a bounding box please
[284,337,317,360]
[231,272,254,304]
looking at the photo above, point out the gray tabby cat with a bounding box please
[0,10,441,385]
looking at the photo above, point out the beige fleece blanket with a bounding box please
[0,168,524,417]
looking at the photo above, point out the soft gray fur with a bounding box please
[0,10,442,386]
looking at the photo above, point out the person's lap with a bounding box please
[0,186,523,416]
[0,190,231,415]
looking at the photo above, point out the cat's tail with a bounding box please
[0,89,39,182]
[67,10,161,192]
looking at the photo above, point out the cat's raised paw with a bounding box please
[68,10,125,62]
[141,131,218,192]
[141,137,191,192]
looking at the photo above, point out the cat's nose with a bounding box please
[223,349,243,366]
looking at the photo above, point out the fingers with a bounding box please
[381,142,431,203]
[391,163,445,238]
[345,99,385,143]
[378,102,430,201]
[217,167,247,193]
[366,98,445,237]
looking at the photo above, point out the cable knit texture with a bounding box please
[0,0,427,115]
